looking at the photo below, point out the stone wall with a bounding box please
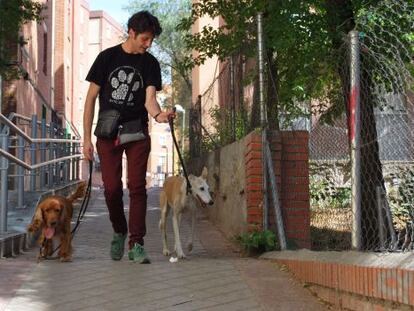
[188,129,311,248]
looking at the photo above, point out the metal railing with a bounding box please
[0,112,82,233]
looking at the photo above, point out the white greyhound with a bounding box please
[159,167,214,258]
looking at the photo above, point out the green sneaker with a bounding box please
[110,233,127,261]
[128,243,151,263]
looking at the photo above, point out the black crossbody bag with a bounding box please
[94,72,145,145]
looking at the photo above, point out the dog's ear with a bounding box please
[28,202,45,233]
[201,167,208,180]
[59,202,68,223]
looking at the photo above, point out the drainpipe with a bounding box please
[71,0,75,126]
[50,0,55,110]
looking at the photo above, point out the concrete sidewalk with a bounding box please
[0,188,331,311]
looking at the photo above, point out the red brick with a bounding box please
[247,214,262,224]
[247,209,262,216]
[281,183,309,194]
[246,142,262,152]
[283,153,309,161]
[246,184,262,192]
[246,167,263,177]
[246,159,262,170]
[246,199,261,208]
[283,201,309,210]
[283,144,308,153]
[245,150,262,162]
[246,176,262,184]
[245,133,262,145]
[283,176,309,185]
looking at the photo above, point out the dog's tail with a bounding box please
[67,182,87,203]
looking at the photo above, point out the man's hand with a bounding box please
[83,140,94,161]
[155,110,176,123]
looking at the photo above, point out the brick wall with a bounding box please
[244,130,311,248]
[270,257,414,310]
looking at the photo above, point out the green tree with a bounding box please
[0,0,43,80]
[180,0,414,250]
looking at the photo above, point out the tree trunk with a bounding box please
[266,48,279,130]
[325,0,389,250]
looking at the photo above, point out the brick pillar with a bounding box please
[244,130,310,248]
[244,132,263,232]
[280,131,310,248]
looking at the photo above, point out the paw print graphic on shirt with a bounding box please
[110,69,141,104]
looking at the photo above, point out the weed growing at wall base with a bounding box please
[236,229,279,256]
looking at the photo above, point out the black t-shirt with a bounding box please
[86,44,162,125]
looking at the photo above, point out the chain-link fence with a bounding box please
[310,0,414,251]
[187,0,413,252]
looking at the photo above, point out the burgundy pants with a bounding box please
[96,135,150,249]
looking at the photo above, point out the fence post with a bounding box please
[62,132,68,183]
[350,31,362,250]
[30,114,37,191]
[17,136,24,209]
[0,134,9,232]
[40,118,47,188]
[75,140,80,180]
[229,54,236,142]
[48,122,54,188]
[71,136,75,181]
[257,12,269,230]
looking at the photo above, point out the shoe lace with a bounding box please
[132,243,145,255]
[112,234,124,252]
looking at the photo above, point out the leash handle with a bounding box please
[168,107,192,194]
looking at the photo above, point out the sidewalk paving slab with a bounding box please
[1,187,332,311]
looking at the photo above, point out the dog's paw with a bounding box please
[177,252,186,259]
[60,256,72,262]
[187,243,193,253]
[163,249,171,256]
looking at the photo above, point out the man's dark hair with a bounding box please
[127,11,162,37]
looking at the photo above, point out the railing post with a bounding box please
[30,114,37,191]
[0,134,9,232]
[48,122,54,188]
[40,119,47,189]
[71,135,76,181]
[65,132,70,182]
[62,132,67,183]
[75,140,80,180]
[17,136,24,209]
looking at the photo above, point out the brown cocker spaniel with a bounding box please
[28,182,87,262]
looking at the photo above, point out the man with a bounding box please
[83,11,174,263]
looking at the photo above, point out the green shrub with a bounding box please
[236,229,278,256]
[310,178,351,209]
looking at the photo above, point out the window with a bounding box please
[78,96,83,109]
[80,35,84,53]
[80,9,84,24]
[89,19,100,44]
[42,32,48,75]
[106,25,112,39]
[158,156,166,167]
[79,64,83,81]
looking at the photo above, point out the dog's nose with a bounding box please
[208,200,214,206]
[50,221,57,227]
